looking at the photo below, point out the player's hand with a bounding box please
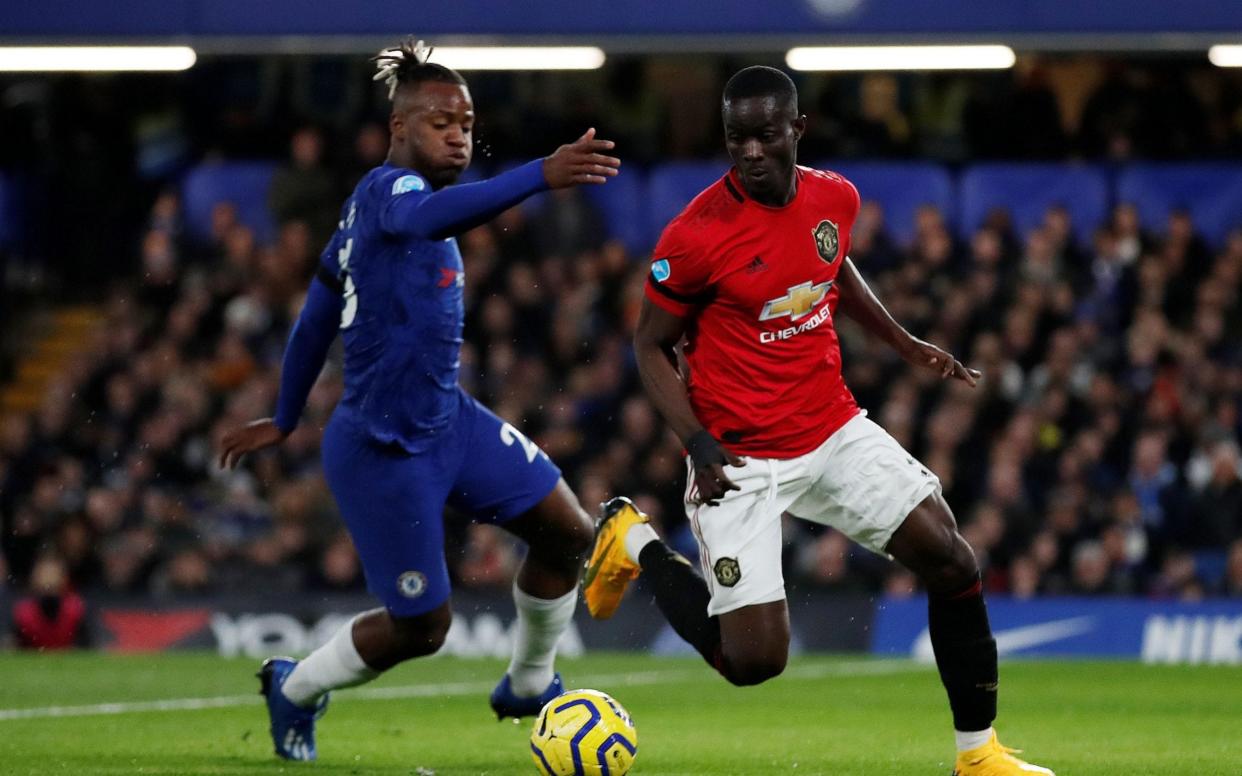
[686,430,746,507]
[900,337,981,387]
[218,418,289,469]
[542,128,620,188]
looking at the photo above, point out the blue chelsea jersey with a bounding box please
[322,164,467,452]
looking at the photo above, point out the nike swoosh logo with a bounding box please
[582,535,615,588]
[912,616,1096,662]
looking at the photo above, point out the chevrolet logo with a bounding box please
[759,280,832,322]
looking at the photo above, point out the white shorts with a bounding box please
[684,413,941,616]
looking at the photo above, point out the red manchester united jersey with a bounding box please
[644,166,861,459]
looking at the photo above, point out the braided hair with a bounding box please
[372,37,466,101]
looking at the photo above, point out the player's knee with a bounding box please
[720,638,788,686]
[721,651,787,686]
[921,532,980,594]
[563,505,594,559]
[520,490,594,564]
[390,608,452,660]
[537,504,594,564]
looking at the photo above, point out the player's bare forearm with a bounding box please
[836,258,980,386]
[834,257,913,353]
[634,299,744,505]
[633,301,704,445]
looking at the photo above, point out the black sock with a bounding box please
[928,576,998,733]
[638,541,724,672]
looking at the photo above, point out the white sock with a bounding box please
[506,584,577,697]
[955,727,993,752]
[282,614,379,708]
[623,522,659,565]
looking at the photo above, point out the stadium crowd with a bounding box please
[4,116,1242,648]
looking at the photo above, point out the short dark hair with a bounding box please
[373,37,466,101]
[722,66,798,112]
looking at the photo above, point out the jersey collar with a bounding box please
[726,166,804,211]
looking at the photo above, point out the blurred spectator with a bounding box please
[1150,549,1205,601]
[340,122,390,190]
[1127,431,1186,547]
[268,125,339,245]
[1068,540,1133,596]
[457,524,520,589]
[12,555,87,649]
[845,74,912,157]
[1008,555,1042,599]
[530,189,606,258]
[311,531,365,592]
[964,59,1066,159]
[1187,440,1242,547]
[793,530,871,593]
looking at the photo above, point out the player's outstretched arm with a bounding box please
[835,257,980,387]
[634,299,744,506]
[383,129,619,241]
[541,128,620,188]
[218,275,343,469]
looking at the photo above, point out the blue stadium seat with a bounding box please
[435,160,648,255]
[958,163,1109,245]
[645,161,730,252]
[1116,163,1242,247]
[823,162,954,248]
[581,166,647,255]
[181,161,279,244]
[1193,550,1228,589]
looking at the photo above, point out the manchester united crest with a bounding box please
[812,219,840,264]
[714,557,741,587]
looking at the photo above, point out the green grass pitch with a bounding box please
[0,652,1238,775]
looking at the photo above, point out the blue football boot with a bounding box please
[257,657,329,761]
[489,672,564,720]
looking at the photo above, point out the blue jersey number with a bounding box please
[500,423,540,463]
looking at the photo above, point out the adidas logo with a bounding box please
[746,255,767,273]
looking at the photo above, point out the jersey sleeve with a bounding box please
[838,174,861,264]
[375,168,434,235]
[376,161,547,240]
[314,210,349,293]
[842,175,861,222]
[643,220,714,317]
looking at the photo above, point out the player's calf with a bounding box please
[493,483,594,711]
[888,495,1001,743]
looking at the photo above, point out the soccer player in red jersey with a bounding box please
[583,66,1054,776]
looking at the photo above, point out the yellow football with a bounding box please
[529,689,638,776]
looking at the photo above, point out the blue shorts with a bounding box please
[321,392,562,617]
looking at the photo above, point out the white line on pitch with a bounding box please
[0,659,922,722]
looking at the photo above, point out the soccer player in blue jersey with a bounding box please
[218,38,622,761]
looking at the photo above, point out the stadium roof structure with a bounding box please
[0,0,1239,57]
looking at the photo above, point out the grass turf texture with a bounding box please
[0,652,1238,775]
